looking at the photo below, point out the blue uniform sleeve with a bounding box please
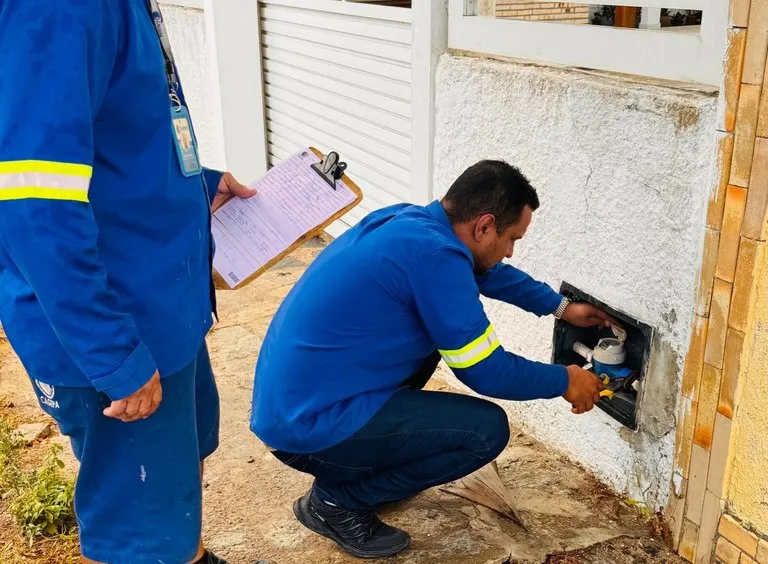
[409,246,568,401]
[0,2,157,400]
[475,263,562,317]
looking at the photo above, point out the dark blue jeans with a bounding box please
[273,352,511,510]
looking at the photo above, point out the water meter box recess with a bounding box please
[552,282,654,429]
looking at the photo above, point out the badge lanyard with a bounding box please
[148,0,202,177]
[148,0,179,95]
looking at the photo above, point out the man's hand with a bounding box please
[561,302,616,329]
[212,172,257,212]
[563,365,604,414]
[103,371,162,423]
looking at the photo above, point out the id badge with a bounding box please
[171,105,202,177]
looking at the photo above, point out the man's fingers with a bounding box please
[104,399,126,419]
[124,397,140,419]
[122,395,159,423]
[595,308,613,320]
[571,397,598,414]
[102,372,162,422]
[119,395,154,423]
[135,394,153,419]
[132,380,163,420]
[229,182,257,199]
[596,314,613,327]
[591,307,617,327]
[139,389,162,420]
[224,174,257,199]
[151,383,163,413]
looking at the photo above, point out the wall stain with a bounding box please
[622,99,702,134]
[663,101,701,134]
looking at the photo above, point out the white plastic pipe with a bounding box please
[572,342,593,362]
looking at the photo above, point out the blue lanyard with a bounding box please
[147,0,179,95]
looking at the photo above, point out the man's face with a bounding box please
[472,205,533,271]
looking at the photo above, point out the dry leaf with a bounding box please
[440,461,527,529]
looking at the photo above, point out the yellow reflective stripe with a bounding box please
[0,160,92,177]
[0,188,89,202]
[439,325,501,369]
[0,162,91,203]
[440,325,495,357]
[443,339,500,369]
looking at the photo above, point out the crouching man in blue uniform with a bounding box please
[251,160,614,559]
[0,2,273,563]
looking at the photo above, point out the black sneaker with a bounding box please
[293,488,410,559]
[195,551,274,564]
[195,551,228,564]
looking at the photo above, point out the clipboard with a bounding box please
[211,147,363,291]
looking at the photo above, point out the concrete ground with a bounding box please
[0,240,684,563]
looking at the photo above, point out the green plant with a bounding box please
[624,498,654,519]
[10,443,77,541]
[0,417,23,493]
[0,416,77,542]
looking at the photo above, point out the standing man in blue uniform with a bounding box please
[0,2,271,563]
[251,160,613,559]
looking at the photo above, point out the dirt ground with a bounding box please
[0,239,685,563]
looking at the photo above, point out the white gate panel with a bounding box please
[260,0,414,234]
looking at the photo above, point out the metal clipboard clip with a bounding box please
[311,151,347,190]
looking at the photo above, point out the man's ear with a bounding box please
[474,214,496,241]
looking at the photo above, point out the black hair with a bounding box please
[442,160,540,232]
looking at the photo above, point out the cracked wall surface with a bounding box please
[433,54,718,508]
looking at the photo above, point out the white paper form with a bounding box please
[212,150,357,288]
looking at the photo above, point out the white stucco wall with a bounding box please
[433,55,718,508]
[163,5,227,172]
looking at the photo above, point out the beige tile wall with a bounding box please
[672,0,768,562]
[709,514,768,564]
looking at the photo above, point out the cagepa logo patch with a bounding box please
[35,380,59,409]
[35,380,54,399]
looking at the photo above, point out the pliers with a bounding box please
[583,363,639,401]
